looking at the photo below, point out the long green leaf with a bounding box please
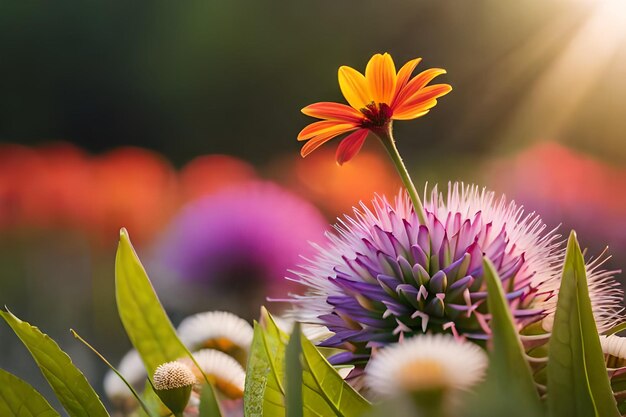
[136,382,165,417]
[115,228,189,379]
[244,308,288,417]
[0,368,60,417]
[483,258,543,414]
[199,383,223,417]
[300,335,370,417]
[244,308,369,417]
[547,231,619,417]
[0,310,109,417]
[285,323,303,417]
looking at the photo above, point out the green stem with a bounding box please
[374,123,427,225]
[410,389,448,417]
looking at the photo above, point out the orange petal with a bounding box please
[392,58,421,103]
[300,129,356,157]
[335,129,369,165]
[338,66,371,110]
[392,68,447,110]
[393,84,452,118]
[297,120,358,141]
[392,109,430,121]
[365,53,397,105]
[301,102,364,123]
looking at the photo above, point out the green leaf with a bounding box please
[285,323,303,417]
[300,335,370,417]
[547,231,619,417]
[243,308,370,417]
[0,368,60,417]
[70,329,158,417]
[357,396,416,417]
[136,382,165,417]
[115,228,189,380]
[244,308,288,417]
[0,310,109,417]
[199,383,223,417]
[482,258,543,415]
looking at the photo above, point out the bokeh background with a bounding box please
[1,0,626,412]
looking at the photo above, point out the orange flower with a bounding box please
[298,53,452,164]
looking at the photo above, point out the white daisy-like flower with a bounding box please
[177,311,253,364]
[179,349,246,399]
[600,334,626,369]
[365,334,488,397]
[104,349,147,402]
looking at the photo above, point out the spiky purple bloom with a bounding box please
[288,183,623,365]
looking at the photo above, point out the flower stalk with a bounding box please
[410,390,447,417]
[374,123,427,225]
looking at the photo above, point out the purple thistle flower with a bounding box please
[288,183,624,365]
[153,181,327,316]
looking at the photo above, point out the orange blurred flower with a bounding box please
[179,154,257,204]
[0,144,44,229]
[0,144,263,246]
[487,141,626,255]
[278,145,401,216]
[90,147,178,245]
[0,143,92,230]
[298,53,451,164]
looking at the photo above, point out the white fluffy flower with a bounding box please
[600,334,626,369]
[177,311,253,363]
[103,349,146,402]
[179,349,246,399]
[365,334,488,397]
[600,334,626,358]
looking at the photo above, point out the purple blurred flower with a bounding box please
[288,183,623,365]
[153,181,327,315]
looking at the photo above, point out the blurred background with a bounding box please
[1,0,625,412]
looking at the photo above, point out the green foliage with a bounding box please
[547,231,619,417]
[115,228,189,380]
[285,323,303,417]
[0,310,109,417]
[70,329,158,417]
[300,335,370,417]
[0,368,60,417]
[483,258,543,415]
[199,383,224,417]
[358,396,418,417]
[244,308,370,417]
[3,212,623,417]
[136,382,165,417]
[244,310,290,417]
[115,228,223,417]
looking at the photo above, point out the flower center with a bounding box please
[360,102,393,129]
[397,358,447,392]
